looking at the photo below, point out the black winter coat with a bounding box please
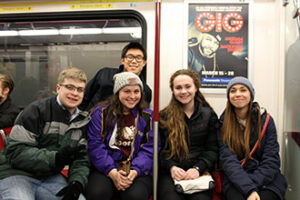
[159,100,219,175]
[218,108,287,199]
[79,65,152,111]
[0,97,20,129]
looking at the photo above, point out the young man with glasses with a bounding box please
[80,42,152,111]
[0,67,90,200]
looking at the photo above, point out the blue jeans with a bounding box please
[0,174,85,200]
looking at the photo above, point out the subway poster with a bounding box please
[188,3,249,89]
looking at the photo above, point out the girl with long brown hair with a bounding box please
[218,76,287,200]
[158,69,218,200]
[86,72,155,200]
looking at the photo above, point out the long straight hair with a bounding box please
[221,101,262,160]
[160,69,212,161]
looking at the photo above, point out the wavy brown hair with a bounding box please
[221,100,262,160]
[159,69,212,161]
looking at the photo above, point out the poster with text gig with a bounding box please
[188,3,248,89]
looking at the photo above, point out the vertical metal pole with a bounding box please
[153,1,161,200]
[153,122,159,200]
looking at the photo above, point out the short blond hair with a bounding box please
[57,67,87,84]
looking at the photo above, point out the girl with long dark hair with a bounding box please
[219,77,287,200]
[158,69,218,200]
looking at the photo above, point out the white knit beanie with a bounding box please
[113,72,144,94]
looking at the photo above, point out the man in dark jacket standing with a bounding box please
[0,74,20,129]
[79,42,152,111]
[0,67,90,200]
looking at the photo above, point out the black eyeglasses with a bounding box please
[60,84,85,93]
[124,54,144,63]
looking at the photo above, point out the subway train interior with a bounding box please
[0,0,299,199]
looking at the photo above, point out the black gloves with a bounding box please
[56,181,83,200]
[55,145,86,171]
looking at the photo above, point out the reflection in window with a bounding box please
[0,15,144,108]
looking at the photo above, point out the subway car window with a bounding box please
[0,11,145,108]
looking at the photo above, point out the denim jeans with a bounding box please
[0,174,85,200]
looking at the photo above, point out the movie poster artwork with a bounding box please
[188,3,249,89]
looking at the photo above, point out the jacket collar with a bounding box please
[54,96,89,122]
[185,99,202,120]
[118,64,124,73]
[56,96,80,121]
[130,106,139,118]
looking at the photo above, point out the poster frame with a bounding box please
[183,0,253,94]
